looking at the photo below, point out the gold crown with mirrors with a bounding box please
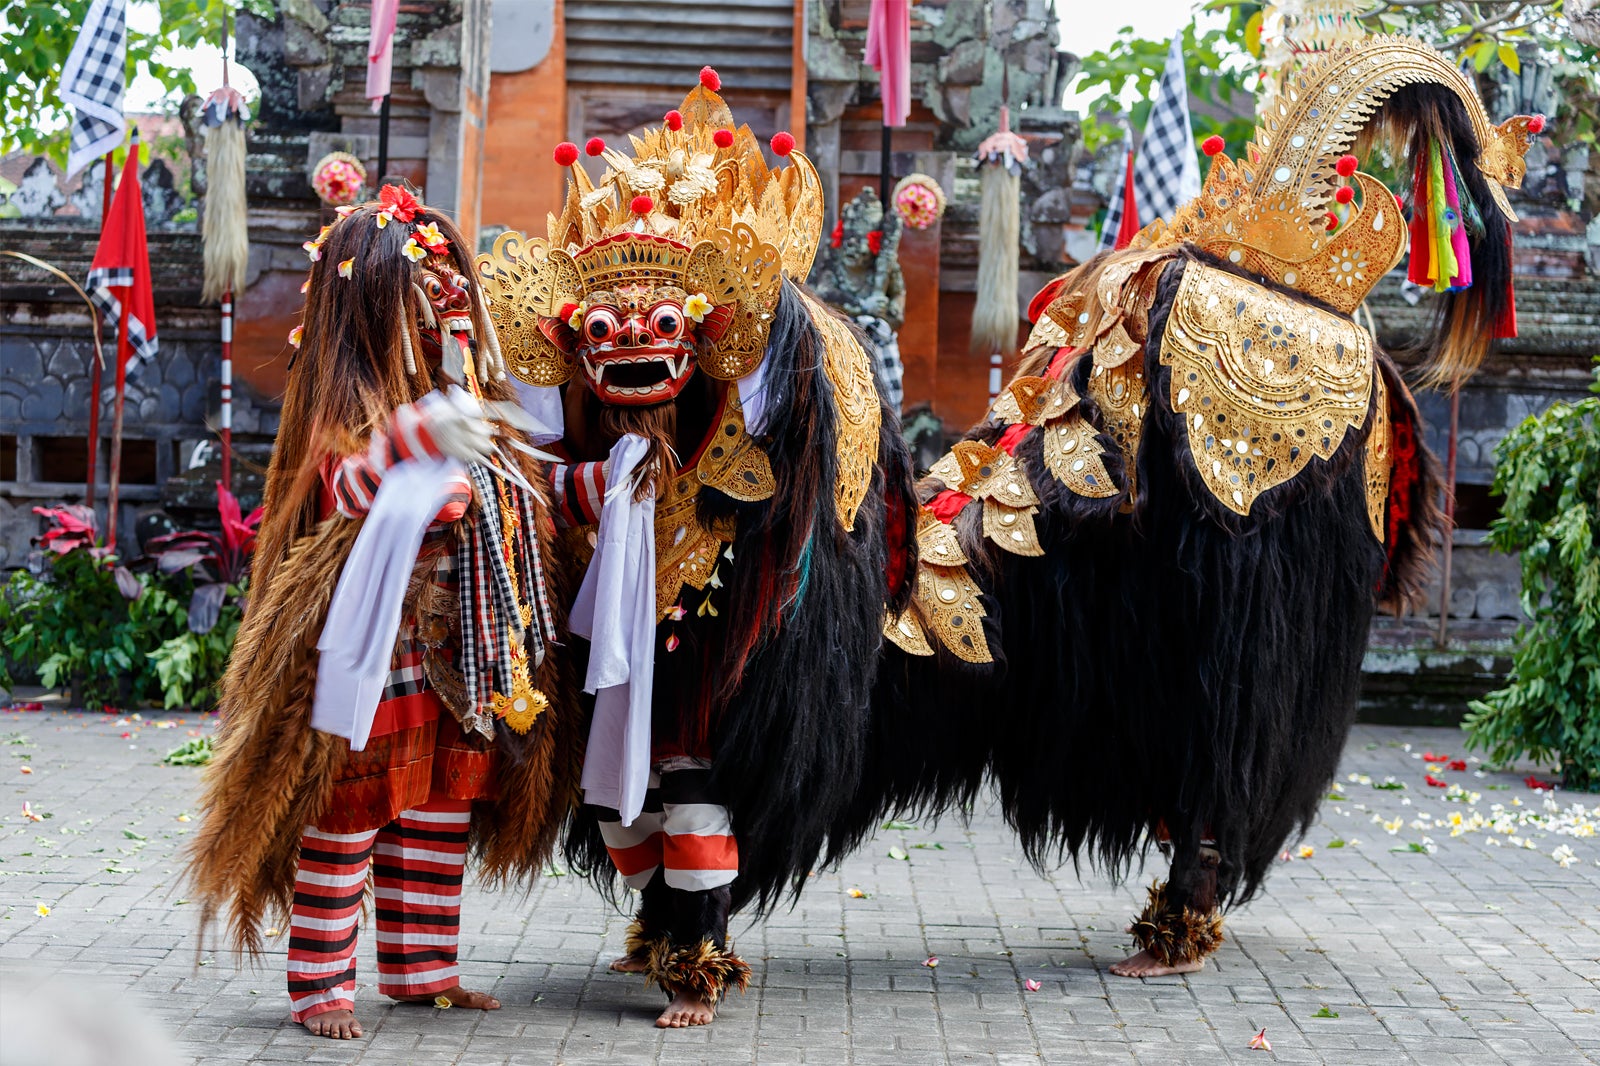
[475,66,824,405]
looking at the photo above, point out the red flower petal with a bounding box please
[1425,774,1448,788]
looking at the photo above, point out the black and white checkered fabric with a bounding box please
[1098,133,1135,254]
[1136,35,1202,223]
[855,314,904,414]
[1099,34,1201,252]
[60,0,127,179]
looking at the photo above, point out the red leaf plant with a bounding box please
[31,505,105,557]
[143,482,263,634]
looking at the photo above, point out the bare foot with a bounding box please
[609,954,649,974]
[1109,948,1204,978]
[655,990,715,1027]
[301,1008,363,1039]
[391,984,502,1010]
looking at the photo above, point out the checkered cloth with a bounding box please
[60,0,126,179]
[854,315,903,414]
[1099,34,1202,252]
[456,467,557,718]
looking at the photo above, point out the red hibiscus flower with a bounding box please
[379,183,422,222]
[1524,775,1555,791]
[1448,759,1467,772]
[1424,774,1448,788]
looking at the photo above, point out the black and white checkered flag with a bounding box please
[1099,34,1201,252]
[60,0,127,179]
[1136,35,1202,223]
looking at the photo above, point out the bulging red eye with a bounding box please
[648,304,683,339]
[423,276,444,300]
[584,308,621,344]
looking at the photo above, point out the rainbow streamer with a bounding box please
[1407,138,1471,293]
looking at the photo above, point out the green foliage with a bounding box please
[0,549,241,710]
[161,735,215,766]
[1464,363,1600,791]
[0,0,273,164]
[1073,5,1264,158]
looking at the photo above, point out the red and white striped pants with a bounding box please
[286,799,471,1022]
[595,758,739,893]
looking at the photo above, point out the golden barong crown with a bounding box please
[475,74,825,387]
[1045,35,1532,328]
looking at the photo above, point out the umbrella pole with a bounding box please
[86,151,114,511]
[106,298,131,555]
[1434,383,1461,648]
[220,288,233,489]
[378,94,391,177]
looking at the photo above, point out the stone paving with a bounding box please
[2,707,1597,1065]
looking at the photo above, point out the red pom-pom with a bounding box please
[553,142,579,167]
[1528,114,1546,134]
[1324,211,1340,232]
[664,109,684,131]
[1201,135,1225,157]
[713,128,734,149]
[770,131,795,157]
[1335,154,1359,178]
[699,66,721,92]
[1334,185,1355,205]
[585,137,606,157]
[630,195,655,216]
[559,302,579,321]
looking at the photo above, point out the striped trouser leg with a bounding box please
[595,770,666,890]
[657,760,738,893]
[286,826,379,1022]
[373,798,472,999]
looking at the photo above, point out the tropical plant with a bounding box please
[144,481,261,633]
[1464,362,1600,790]
[0,0,275,164]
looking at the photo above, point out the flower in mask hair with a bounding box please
[414,221,450,253]
[287,325,303,348]
[683,292,711,323]
[379,183,422,223]
[402,236,428,263]
[338,258,355,279]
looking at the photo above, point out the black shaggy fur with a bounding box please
[567,281,920,915]
[837,252,1448,915]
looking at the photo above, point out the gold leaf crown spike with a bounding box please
[1101,35,1541,316]
[475,67,826,386]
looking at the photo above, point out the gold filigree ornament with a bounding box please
[1042,413,1120,500]
[492,675,550,735]
[1117,36,1535,313]
[802,292,882,532]
[886,509,992,663]
[927,440,1043,557]
[991,375,1076,428]
[654,469,737,622]
[1085,359,1148,509]
[1363,367,1392,542]
[475,73,826,386]
[1159,264,1372,516]
[696,390,775,502]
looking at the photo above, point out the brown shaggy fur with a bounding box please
[184,196,583,959]
[645,938,753,1005]
[1129,879,1227,966]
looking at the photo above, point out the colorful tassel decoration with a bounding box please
[1407,138,1471,293]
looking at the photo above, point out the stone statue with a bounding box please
[811,187,906,410]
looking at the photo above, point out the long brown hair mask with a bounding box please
[253,203,514,595]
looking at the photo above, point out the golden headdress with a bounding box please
[475,67,824,391]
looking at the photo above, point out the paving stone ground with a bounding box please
[2,708,1597,1066]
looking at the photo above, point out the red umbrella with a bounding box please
[86,131,157,553]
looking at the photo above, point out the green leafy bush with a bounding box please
[0,550,242,710]
[1465,364,1600,790]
